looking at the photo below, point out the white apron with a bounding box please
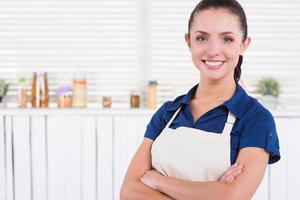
[151,106,236,181]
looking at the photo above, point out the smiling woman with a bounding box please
[120,0,280,200]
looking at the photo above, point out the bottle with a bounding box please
[18,77,27,108]
[31,72,49,108]
[72,73,87,107]
[148,80,158,108]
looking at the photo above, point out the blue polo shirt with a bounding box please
[144,83,281,165]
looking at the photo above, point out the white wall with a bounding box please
[0,109,299,200]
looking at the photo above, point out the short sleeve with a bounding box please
[144,101,170,141]
[240,110,281,164]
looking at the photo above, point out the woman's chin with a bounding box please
[202,72,227,82]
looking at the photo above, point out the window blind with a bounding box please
[0,0,299,109]
[0,0,140,107]
[149,0,300,110]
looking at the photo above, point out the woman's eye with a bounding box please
[196,36,208,42]
[224,37,234,43]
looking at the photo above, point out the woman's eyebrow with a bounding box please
[194,30,236,35]
[220,31,236,35]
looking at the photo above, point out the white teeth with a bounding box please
[205,60,224,67]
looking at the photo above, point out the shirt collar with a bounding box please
[223,83,251,119]
[167,83,251,119]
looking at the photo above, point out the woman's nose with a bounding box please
[206,41,221,57]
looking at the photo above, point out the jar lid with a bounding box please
[18,77,26,84]
[56,86,72,96]
[148,80,158,85]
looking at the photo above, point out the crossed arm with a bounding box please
[120,138,174,200]
[120,138,269,200]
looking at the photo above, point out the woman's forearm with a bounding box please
[120,180,174,200]
[157,176,234,200]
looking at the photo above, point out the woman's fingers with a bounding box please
[219,163,239,181]
[223,162,239,176]
[225,168,242,182]
[219,162,243,183]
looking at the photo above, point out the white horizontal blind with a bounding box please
[242,0,300,110]
[0,0,140,107]
[149,0,300,110]
[0,0,300,109]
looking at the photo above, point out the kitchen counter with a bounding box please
[1,107,300,118]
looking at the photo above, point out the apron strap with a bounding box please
[166,106,182,128]
[221,112,236,136]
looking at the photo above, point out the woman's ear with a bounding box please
[240,36,251,55]
[185,33,191,49]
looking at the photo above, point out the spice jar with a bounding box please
[72,73,87,108]
[148,80,158,108]
[18,77,27,108]
[102,96,112,108]
[56,86,72,108]
[130,90,140,108]
[31,72,49,108]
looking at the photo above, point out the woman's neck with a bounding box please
[194,78,237,103]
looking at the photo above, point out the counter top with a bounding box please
[1,107,300,118]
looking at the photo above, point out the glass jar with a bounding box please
[18,77,27,108]
[72,73,87,108]
[148,80,158,108]
[56,86,72,108]
[130,90,140,108]
[102,96,112,108]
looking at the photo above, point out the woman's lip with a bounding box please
[203,60,225,70]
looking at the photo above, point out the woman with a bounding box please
[120,0,280,199]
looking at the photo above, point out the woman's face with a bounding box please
[185,8,251,82]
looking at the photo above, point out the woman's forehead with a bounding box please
[191,9,242,34]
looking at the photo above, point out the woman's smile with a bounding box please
[202,59,226,70]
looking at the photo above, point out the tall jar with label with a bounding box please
[18,77,27,108]
[148,80,158,108]
[31,72,49,108]
[72,73,87,108]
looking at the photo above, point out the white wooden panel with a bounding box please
[47,116,66,200]
[113,115,150,199]
[13,116,31,200]
[270,118,289,200]
[82,116,96,200]
[0,115,5,200]
[31,116,47,200]
[64,116,82,200]
[47,116,82,200]
[114,116,127,200]
[5,116,14,200]
[288,118,300,200]
[97,116,113,200]
[127,116,140,160]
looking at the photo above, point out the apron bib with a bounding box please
[151,106,236,181]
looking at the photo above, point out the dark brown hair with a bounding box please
[188,0,248,83]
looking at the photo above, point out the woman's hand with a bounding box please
[140,170,164,190]
[219,162,243,183]
[140,162,243,191]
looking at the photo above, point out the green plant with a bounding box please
[0,79,9,101]
[256,77,280,97]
